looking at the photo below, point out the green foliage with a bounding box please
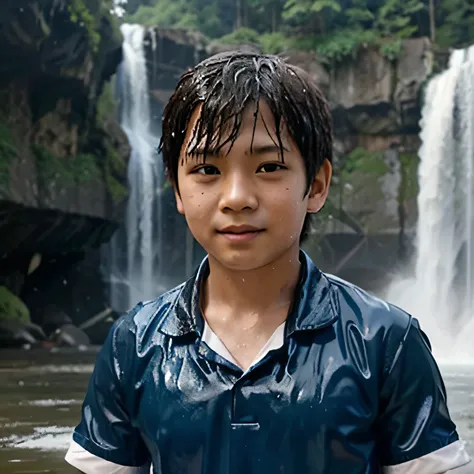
[126,0,474,56]
[283,0,341,19]
[218,28,295,54]
[105,145,128,204]
[311,0,341,13]
[127,0,225,37]
[398,152,419,203]
[34,145,72,184]
[345,0,373,28]
[75,154,102,184]
[219,27,260,45]
[33,142,127,205]
[436,0,474,48]
[311,29,379,62]
[341,147,389,180]
[33,145,102,186]
[378,38,402,61]
[68,0,101,53]
[97,79,117,123]
[375,0,423,39]
[106,175,128,204]
[127,1,190,28]
[121,0,156,15]
[0,286,30,324]
[260,32,292,53]
[0,123,17,192]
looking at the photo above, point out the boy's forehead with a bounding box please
[182,100,288,154]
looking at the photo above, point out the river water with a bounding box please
[0,349,473,473]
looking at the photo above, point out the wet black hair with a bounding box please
[158,51,333,241]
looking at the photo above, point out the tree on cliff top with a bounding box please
[125,0,474,58]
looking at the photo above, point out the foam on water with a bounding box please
[0,426,74,452]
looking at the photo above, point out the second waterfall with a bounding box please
[387,46,474,362]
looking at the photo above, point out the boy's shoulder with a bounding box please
[325,272,413,330]
[110,282,187,348]
[324,271,421,364]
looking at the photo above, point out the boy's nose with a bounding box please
[219,173,258,212]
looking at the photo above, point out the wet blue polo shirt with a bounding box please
[69,252,470,473]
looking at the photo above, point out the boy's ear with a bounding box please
[306,159,332,213]
[173,184,185,215]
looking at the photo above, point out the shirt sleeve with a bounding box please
[65,439,151,474]
[66,318,151,470]
[376,319,471,472]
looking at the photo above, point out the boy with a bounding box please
[66,52,471,473]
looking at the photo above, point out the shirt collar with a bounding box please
[157,250,339,338]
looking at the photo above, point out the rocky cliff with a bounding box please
[145,29,432,290]
[146,31,429,233]
[283,40,431,286]
[0,1,128,346]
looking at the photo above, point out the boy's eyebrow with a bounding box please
[188,143,291,157]
[248,144,290,155]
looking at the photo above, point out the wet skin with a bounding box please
[173,100,332,368]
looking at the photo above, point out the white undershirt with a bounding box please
[65,321,471,474]
[201,320,286,371]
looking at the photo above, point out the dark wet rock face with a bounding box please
[0,1,127,348]
[0,1,128,219]
[50,323,90,348]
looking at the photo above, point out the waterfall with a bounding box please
[386,46,474,362]
[106,24,166,312]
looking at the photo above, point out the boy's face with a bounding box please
[175,100,332,271]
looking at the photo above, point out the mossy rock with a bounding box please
[0,122,17,195]
[0,286,31,324]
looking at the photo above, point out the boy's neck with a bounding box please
[203,244,302,321]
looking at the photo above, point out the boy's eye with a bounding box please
[258,163,286,173]
[194,165,220,175]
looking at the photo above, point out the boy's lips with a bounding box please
[217,225,265,242]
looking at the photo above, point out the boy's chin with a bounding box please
[208,247,294,272]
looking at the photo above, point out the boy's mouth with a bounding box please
[217,225,264,242]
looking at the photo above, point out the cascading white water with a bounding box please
[103,23,201,314]
[386,46,474,362]
[107,24,165,312]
